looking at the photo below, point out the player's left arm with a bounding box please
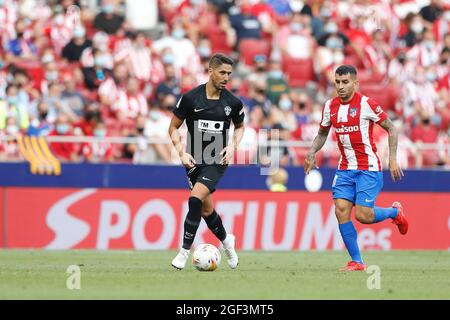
[378,118,404,182]
[221,121,245,165]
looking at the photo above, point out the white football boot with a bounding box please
[222,234,239,269]
[171,248,190,270]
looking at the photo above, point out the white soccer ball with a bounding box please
[192,243,221,271]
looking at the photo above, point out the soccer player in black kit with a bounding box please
[168,53,245,270]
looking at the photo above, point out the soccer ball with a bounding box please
[192,244,221,271]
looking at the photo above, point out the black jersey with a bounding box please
[173,84,245,165]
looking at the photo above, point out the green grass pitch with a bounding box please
[0,250,449,299]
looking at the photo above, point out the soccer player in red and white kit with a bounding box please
[304,65,408,271]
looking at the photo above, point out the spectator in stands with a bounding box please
[401,13,425,48]
[265,59,289,104]
[152,20,202,78]
[247,54,268,84]
[42,82,79,123]
[0,117,21,161]
[75,102,101,136]
[273,11,314,60]
[247,79,272,118]
[82,48,113,90]
[411,111,440,167]
[401,65,440,122]
[49,113,79,162]
[228,0,262,44]
[61,74,86,118]
[98,62,128,110]
[82,121,114,163]
[94,1,125,35]
[27,100,53,137]
[156,63,181,104]
[0,84,29,131]
[5,18,38,62]
[419,0,443,29]
[62,26,92,63]
[407,27,440,68]
[81,31,113,69]
[271,92,297,132]
[112,77,148,120]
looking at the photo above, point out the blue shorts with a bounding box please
[332,170,383,208]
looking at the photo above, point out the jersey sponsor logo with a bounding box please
[224,105,232,116]
[335,125,360,133]
[349,107,357,118]
[197,119,224,133]
[202,176,212,181]
[194,108,205,112]
[330,113,337,117]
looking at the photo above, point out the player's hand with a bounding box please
[389,159,404,182]
[304,151,318,175]
[220,145,234,165]
[180,152,196,169]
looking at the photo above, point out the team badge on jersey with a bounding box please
[349,107,357,118]
[224,105,232,116]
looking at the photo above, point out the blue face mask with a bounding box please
[326,37,343,49]
[7,96,18,105]
[172,29,185,40]
[103,4,114,14]
[94,129,106,137]
[94,55,108,67]
[290,22,302,33]
[279,99,292,111]
[198,46,211,58]
[0,60,4,69]
[269,70,283,79]
[56,123,69,134]
[162,54,174,65]
[426,72,436,81]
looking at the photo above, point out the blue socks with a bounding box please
[373,207,398,223]
[339,221,363,264]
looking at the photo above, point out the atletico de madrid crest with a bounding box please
[349,107,357,118]
[224,106,232,116]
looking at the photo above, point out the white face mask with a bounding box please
[411,22,424,34]
[6,125,19,135]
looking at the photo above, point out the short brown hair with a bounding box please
[209,53,234,68]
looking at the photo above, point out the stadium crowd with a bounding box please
[0,0,449,168]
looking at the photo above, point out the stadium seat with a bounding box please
[206,28,233,55]
[359,84,399,112]
[238,38,271,66]
[281,55,315,88]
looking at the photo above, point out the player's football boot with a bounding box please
[171,248,190,270]
[391,201,408,235]
[339,261,367,271]
[222,234,239,269]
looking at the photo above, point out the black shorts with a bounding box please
[185,165,227,194]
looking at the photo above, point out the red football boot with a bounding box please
[339,261,367,271]
[391,202,408,235]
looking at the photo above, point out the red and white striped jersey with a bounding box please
[320,92,388,171]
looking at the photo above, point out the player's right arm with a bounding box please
[168,115,196,168]
[304,100,332,174]
[304,127,331,174]
[169,96,196,168]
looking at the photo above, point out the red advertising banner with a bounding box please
[5,187,450,250]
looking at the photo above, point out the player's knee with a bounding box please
[355,208,374,224]
[334,205,350,222]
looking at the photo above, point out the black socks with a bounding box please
[204,209,227,242]
[182,197,203,249]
